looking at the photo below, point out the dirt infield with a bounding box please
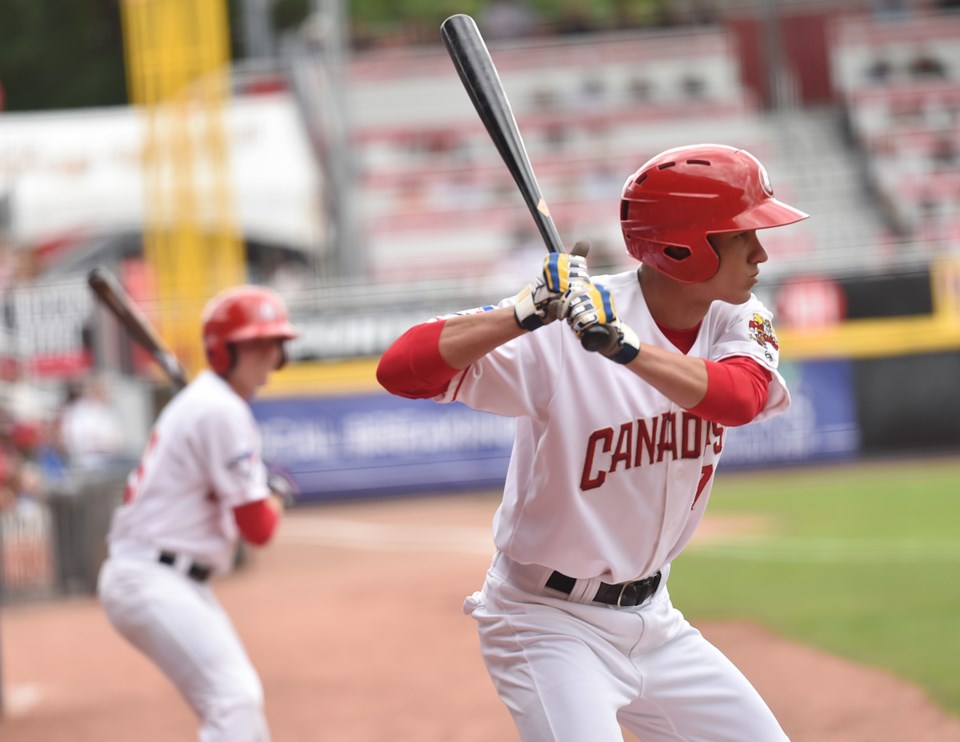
[3,491,960,741]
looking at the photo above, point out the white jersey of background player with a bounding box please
[378,145,809,741]
[98,285,298,742]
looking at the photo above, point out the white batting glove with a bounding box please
[561,282,640,364]
[514,242,591,331]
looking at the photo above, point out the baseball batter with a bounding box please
[377,144,809,741]
[97,285,299,742]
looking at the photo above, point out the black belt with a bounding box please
[545,569,662,607]
[158,550,212,583]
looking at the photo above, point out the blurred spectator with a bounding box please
[58,377,124,469]
[0,407,16,512]
[11,418,41,456]
[480,0,540,40]
[0,407,46,518]
[34,417,68,485]
[0,356,55,422]
[10,419,45,517]
[0,448,14,512]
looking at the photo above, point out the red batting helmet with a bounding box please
[202,285,299,376]
[620,144,809,283]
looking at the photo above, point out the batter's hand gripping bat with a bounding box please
[440,14,613,353]
[87,267,189,390]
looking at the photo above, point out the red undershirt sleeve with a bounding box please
[687,356,773,427]
[233,498,279,546]
[376,320,460,399]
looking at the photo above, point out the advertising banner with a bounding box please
[721,359,860,468]
[253,359,860,501]
[253,393,516,501]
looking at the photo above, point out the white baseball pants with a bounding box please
[98,555,269,742]
[464,553,789,742]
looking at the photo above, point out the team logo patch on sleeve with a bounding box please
[748,313,779,351]
[228,451,258,480]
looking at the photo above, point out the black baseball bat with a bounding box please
[440,14,613,353]
[88,267,189,390]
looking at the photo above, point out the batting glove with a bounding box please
[267,466,299,508]
[513,242,591,332]
[561,282,640,364]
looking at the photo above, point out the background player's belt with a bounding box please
[546,570,662,607]
[158,550,212,582]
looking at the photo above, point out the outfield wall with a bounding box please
[252,260,960,502]
[250,356,862,503]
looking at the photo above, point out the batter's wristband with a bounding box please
[608,325,640,364]
[610,344,640,364]
[513,285,545,331]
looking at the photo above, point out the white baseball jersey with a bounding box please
[439,269,790,583]
[106,369,271,574]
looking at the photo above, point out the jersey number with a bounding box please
[123,430,159,503]
[692,465,714,510]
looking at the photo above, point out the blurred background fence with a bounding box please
[1,0,960,602]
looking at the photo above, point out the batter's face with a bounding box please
[701,230,768,304]
[229,337,284,398]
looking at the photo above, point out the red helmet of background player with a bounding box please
[202,285,299,376]
[620,144,809,283]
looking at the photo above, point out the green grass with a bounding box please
[669,455,960,716]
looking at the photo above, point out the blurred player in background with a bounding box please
[378,144,808,741]
[97,285,299,742]
[58,376,124,469]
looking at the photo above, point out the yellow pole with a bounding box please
[120,0,245,378]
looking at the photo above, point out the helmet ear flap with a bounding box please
[206,342,234,376]
[209,340,283,376]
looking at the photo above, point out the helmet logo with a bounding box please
[258,301,278,321]
[759,164,774,197]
